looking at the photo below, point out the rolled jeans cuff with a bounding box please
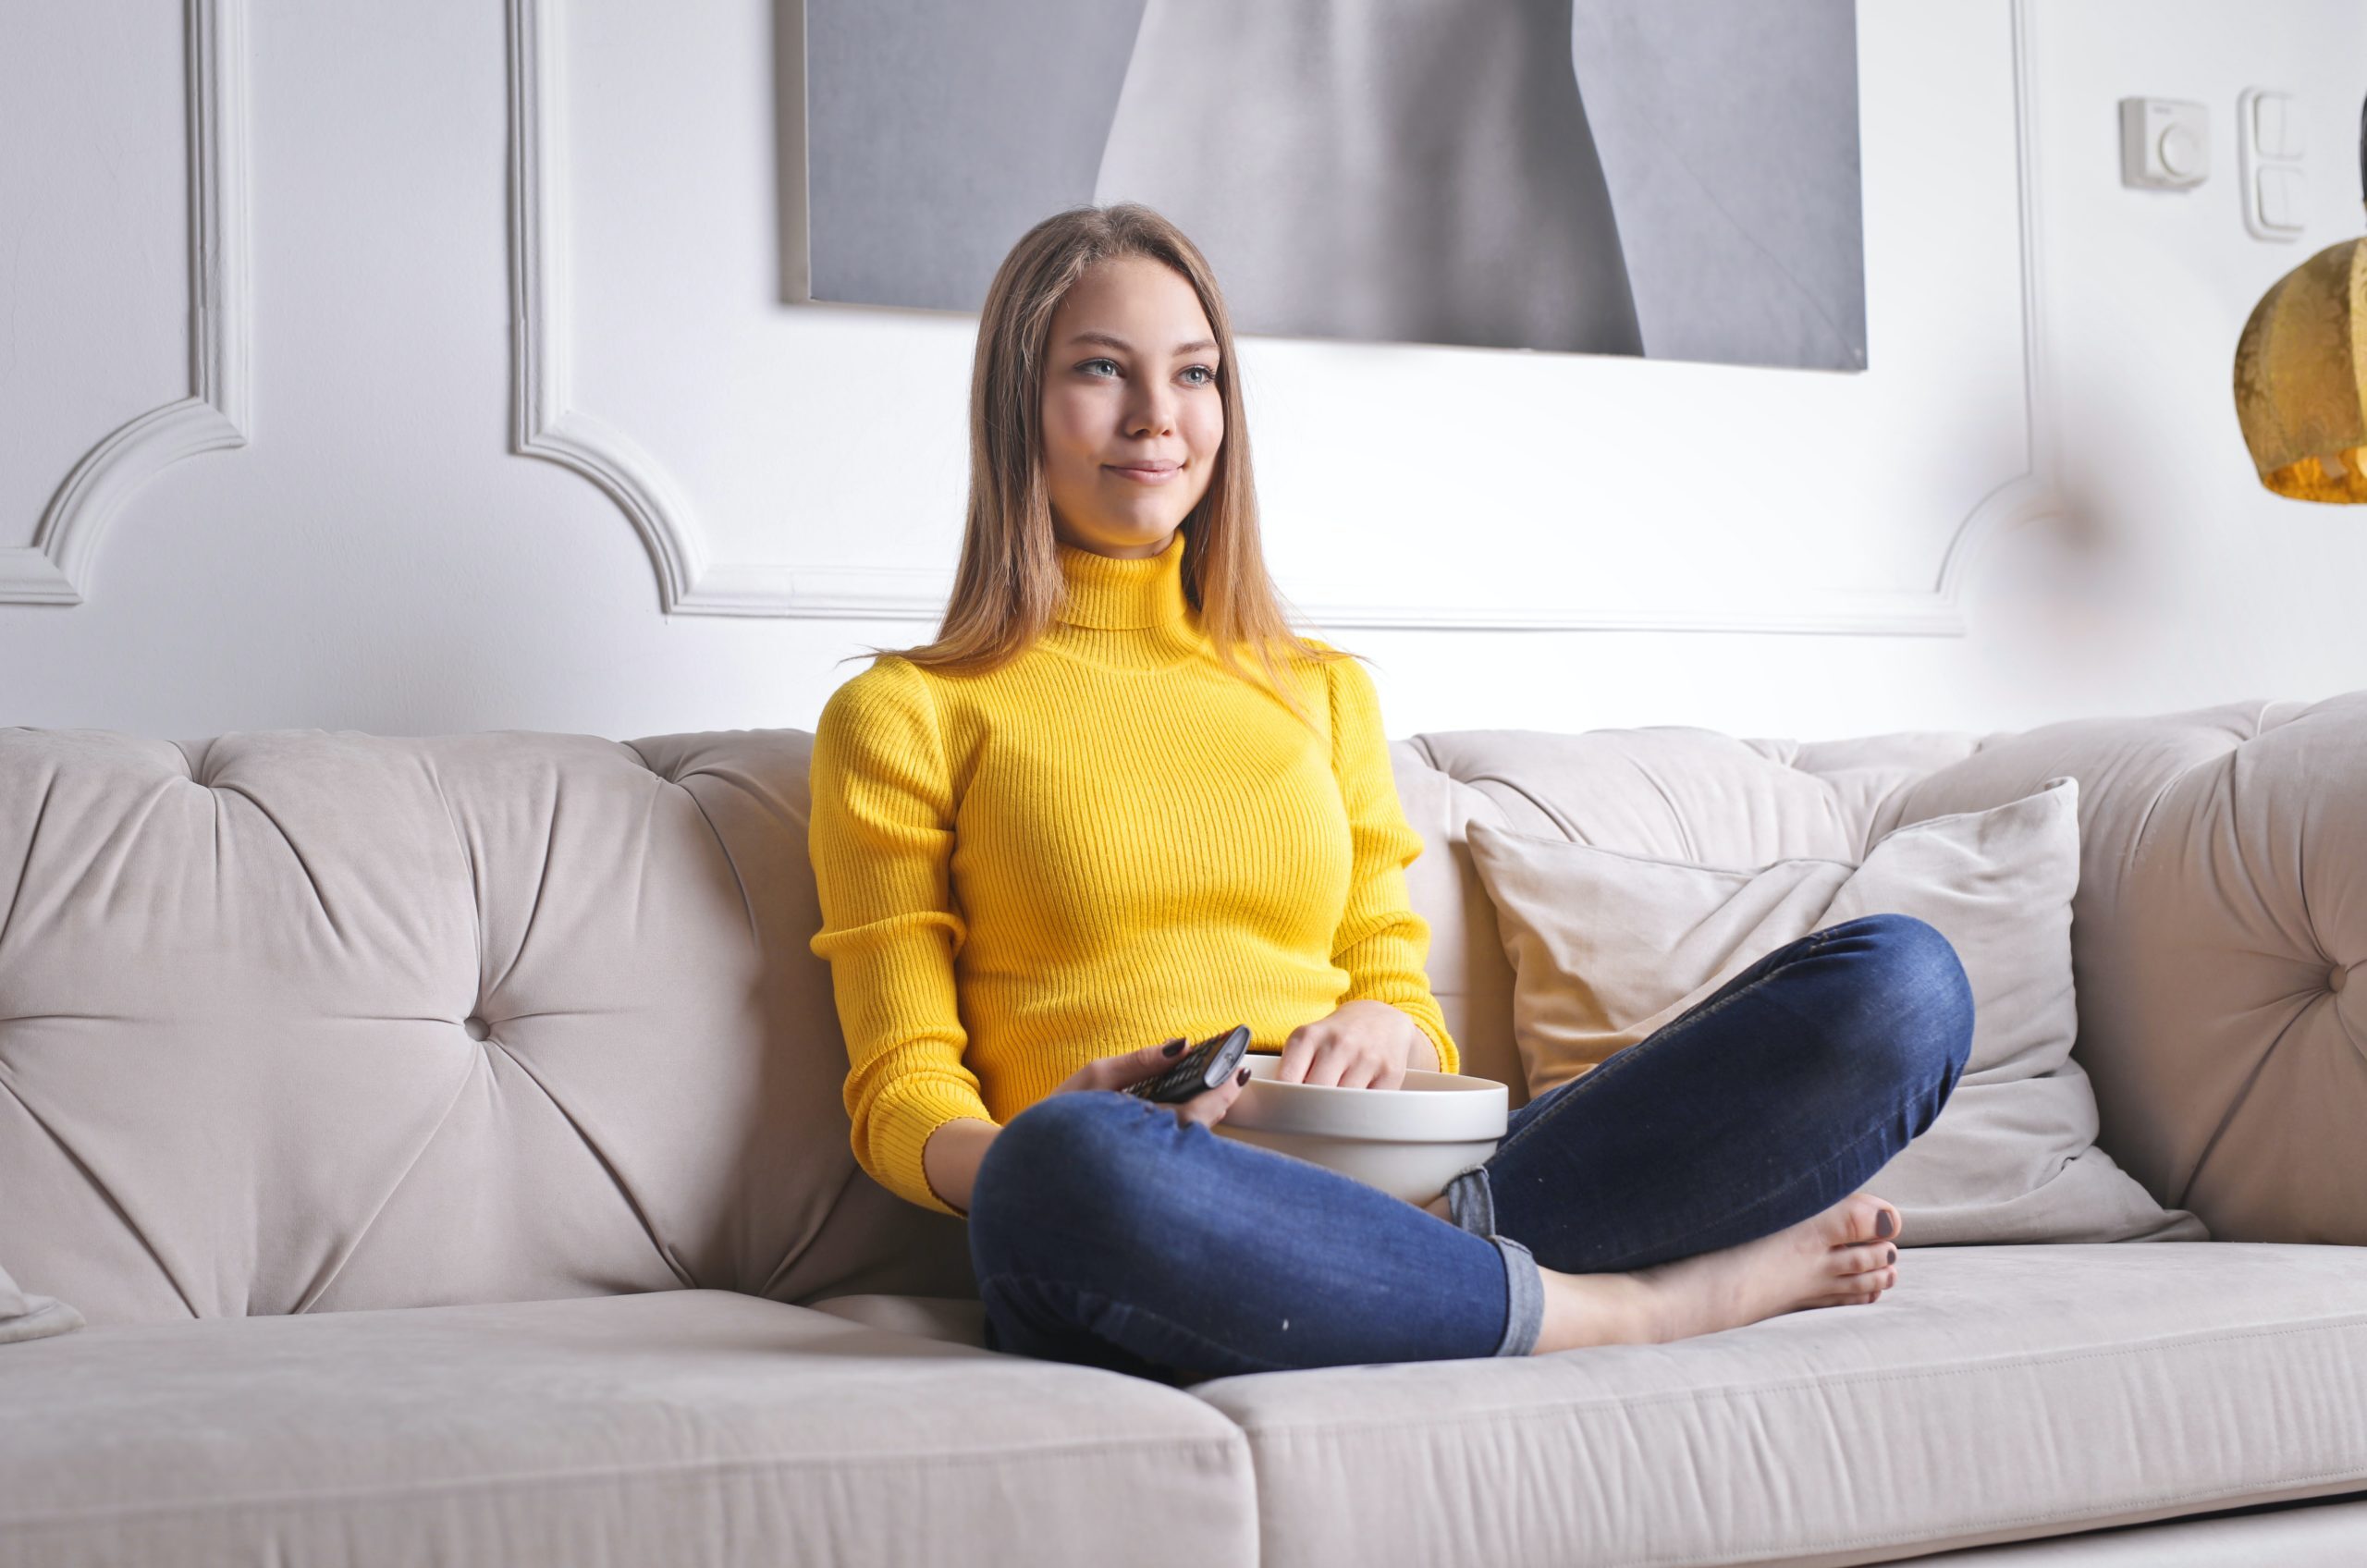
[1445,1163,1496,1237]
[1490,1233,1544,1357]
[1444,1165,1539,1357]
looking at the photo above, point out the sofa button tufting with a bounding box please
[463,1015,491,1040]
[2332,966,2349,994]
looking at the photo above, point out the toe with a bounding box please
[1804,1265,1893,1310]
[1858,1193,1902,1245]
[1828,1193,1898,1248]
[1829,1241,1895,1277]
[1832,1264,1895,1302]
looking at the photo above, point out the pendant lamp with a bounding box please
[2233,97,2367,501]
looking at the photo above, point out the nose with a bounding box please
[1125,377,1179,438]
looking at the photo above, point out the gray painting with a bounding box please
[803,0,1866,372]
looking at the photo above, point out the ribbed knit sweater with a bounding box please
[806,525,1460,1218]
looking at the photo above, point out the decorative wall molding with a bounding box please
[507,0,715,616]
[509,0,2051,635]
[2,0,253,606]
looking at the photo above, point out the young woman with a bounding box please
[807,203,1973,1386]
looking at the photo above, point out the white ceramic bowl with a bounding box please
[1209,1056,1510,1207]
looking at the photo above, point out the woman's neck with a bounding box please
[1051,527,1191,631]
[1045,526,1204,671]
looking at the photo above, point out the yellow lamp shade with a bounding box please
[2234,236,2367,502]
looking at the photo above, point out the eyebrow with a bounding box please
[1065,330,1220,356]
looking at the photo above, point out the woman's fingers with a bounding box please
[1056,1037,1186,1096]
[1107,1037,1186,1089]
[1174,1065,1253,1130]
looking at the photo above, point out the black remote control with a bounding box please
[1124,1024,1253,1104]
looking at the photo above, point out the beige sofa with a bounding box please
[2,692,2362,1567]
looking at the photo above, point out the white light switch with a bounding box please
[2238,87,2306,241]
[2252,91,2299,158]
[2257,165,2305,231]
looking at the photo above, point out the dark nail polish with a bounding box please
[1887,1246,1897,1265]
[1235,1067,1250,1085]
[1876,1210,1895,1239]
[1163,1039,1185,1057]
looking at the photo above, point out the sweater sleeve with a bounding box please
[807,656,996,1218]
[1320,649,1462,1077]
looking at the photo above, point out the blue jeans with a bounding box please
[965,912,1975,1386]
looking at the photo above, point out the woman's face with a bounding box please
[1038,255,1224,559]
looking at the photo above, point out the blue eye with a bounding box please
[1077,359,1220,386]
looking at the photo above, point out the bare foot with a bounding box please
[1532,1194,1904,1353]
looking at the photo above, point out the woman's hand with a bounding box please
[1272,1000,1424,1090]
[1052,1035,1252,1131]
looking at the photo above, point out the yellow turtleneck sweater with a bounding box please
[806,526,1460,1218]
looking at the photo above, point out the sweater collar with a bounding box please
[1053,527,1191,630]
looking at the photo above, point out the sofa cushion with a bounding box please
[0,1262,82,1345]
[1466,778,2203,1247]
[1187,1242,2367,1568]
[1402,698,2367,1248]
[0,729,975,1329]
[805,1291,991,1347]
[1862,693,2367,1246]
[0,1288,1253,1568]
[1916,1491,2367,1564]
[1393,724,1993,1111]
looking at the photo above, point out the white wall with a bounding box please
[3,0,2362,747]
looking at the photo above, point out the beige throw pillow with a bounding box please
[1466,777,2208,1246]
[0,1261,84,1345]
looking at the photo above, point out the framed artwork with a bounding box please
[803,0,1866,372]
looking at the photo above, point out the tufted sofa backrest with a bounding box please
[1395,692,2367,1250]
[3,692,2361,1327]
[0,728,975,1328]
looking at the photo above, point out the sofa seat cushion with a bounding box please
[0,1288,1253,1568]
[805,1291,991,1347]
[1187,1243,2367,1568]
[1916,1491,2367,1564]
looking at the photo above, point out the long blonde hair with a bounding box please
[847,202,1356,732]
